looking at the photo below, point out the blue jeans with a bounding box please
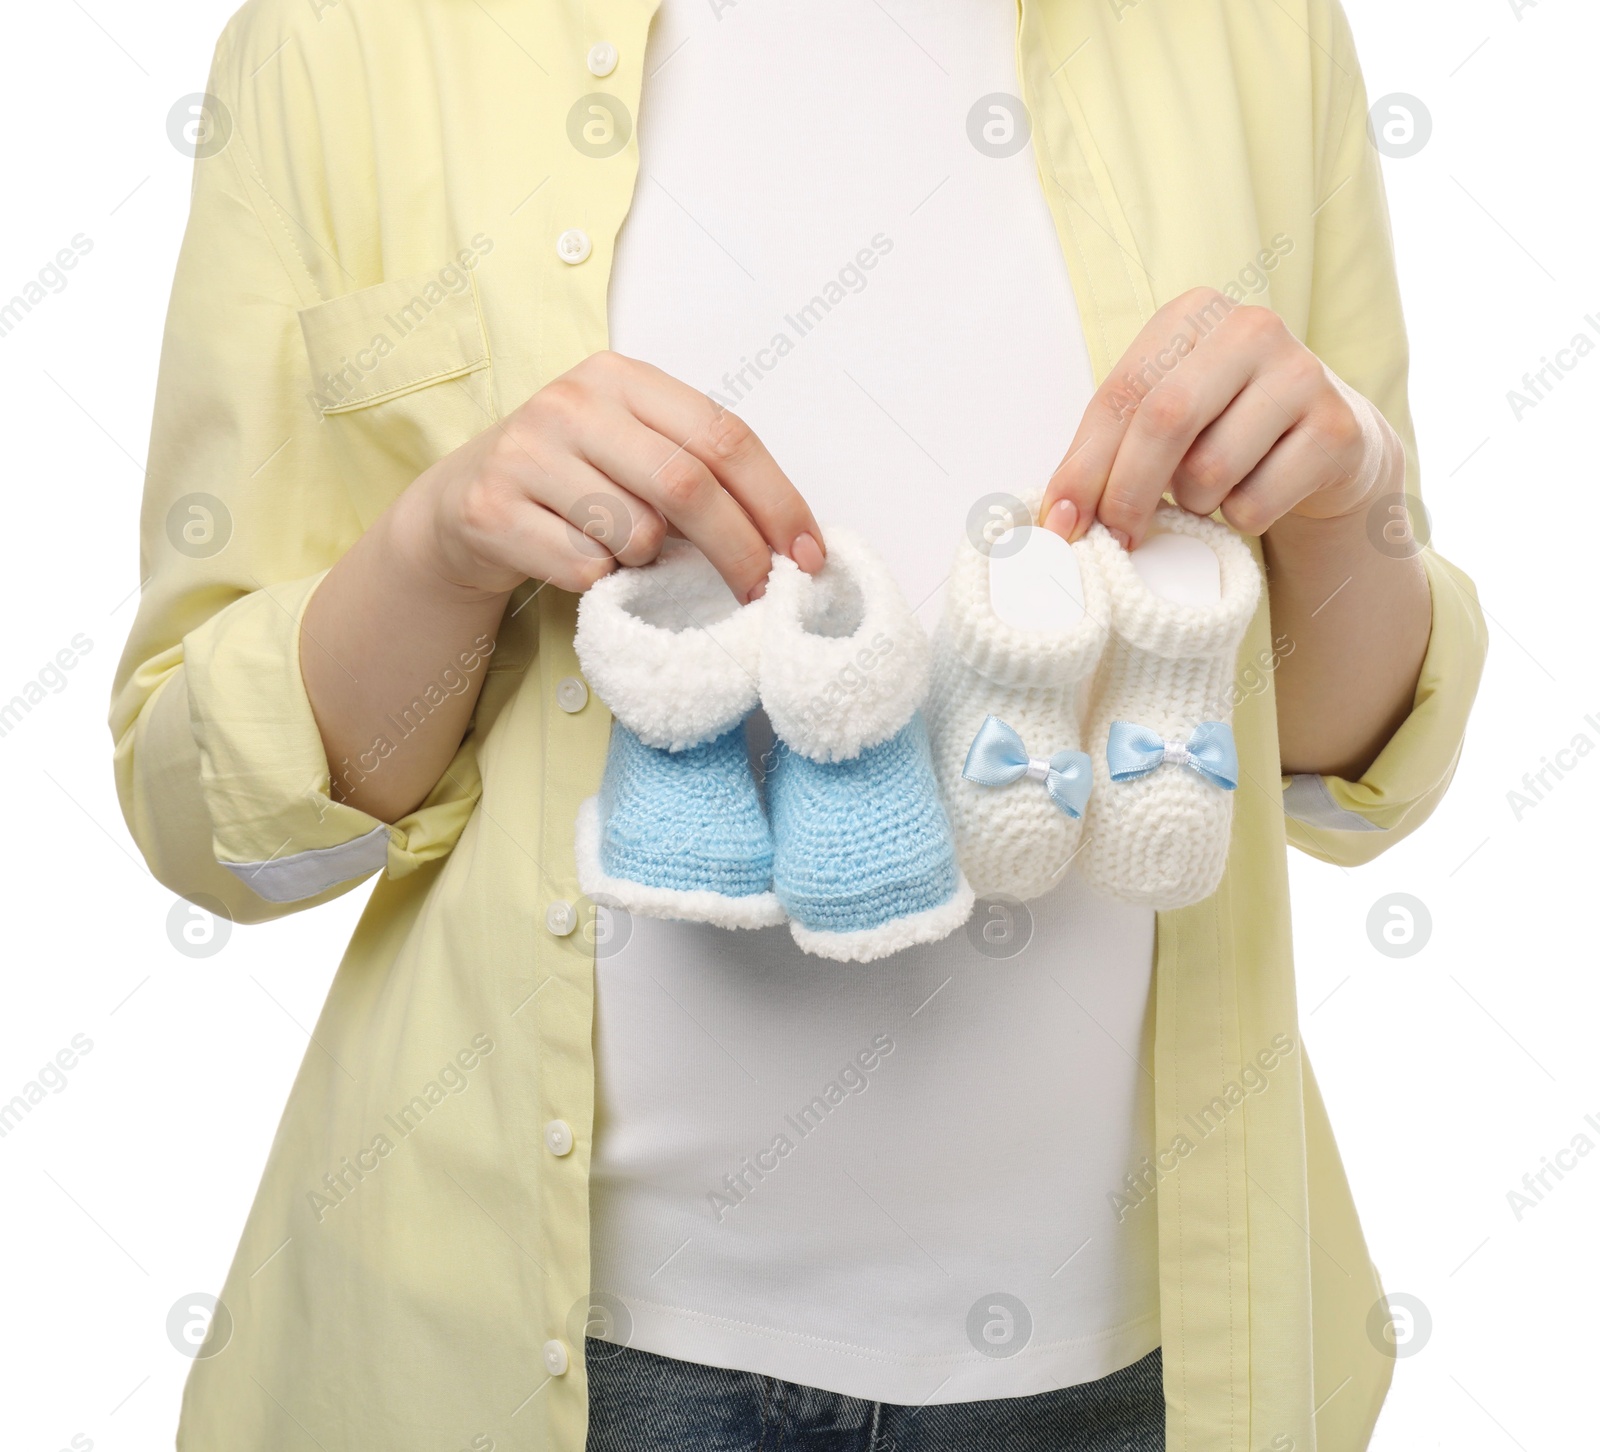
[585,1339,1165,1451]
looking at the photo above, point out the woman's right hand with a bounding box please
[391,350,826,604]
[304,351,820,820]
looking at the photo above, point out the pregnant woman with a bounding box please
[112,0,1483,1447]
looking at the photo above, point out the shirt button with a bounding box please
[543,1339,570,1376]
[587,41,618,76]
[555,675,589,713]
[545,900,577,936]
[544,1119,575,1156]
[556,228,592,265]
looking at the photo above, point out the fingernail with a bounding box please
[1046,498,1078,540]
[792,532,825,573]
[1108,527,1131,551]
[747,578,767,602]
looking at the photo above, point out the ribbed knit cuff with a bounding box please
[1088,508,1260,661]
[942,518,1110,688]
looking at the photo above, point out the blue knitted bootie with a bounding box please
[574,542,784,929]
[577,721,785,926]
[760,530,974,961]
[767,715,968,956]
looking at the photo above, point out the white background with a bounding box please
[1,1,1594,1448]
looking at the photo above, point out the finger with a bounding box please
[1095,335,1261,547]
[493,498,620,594]
[577,403,776,603]
[606,354,826,570]
[535,459,670,569]
[1216,425,1346,537]
[1040,410,1124,546]
[1169,373,1309,517]
[477,412,670,568]
[1041,287,1238,543]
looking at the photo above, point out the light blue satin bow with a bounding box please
[1106,720,1238,791]
[962,715,1093,819]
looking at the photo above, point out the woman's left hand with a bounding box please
[1040,287,1403,548]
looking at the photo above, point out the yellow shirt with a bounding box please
[110,0,1486,1447]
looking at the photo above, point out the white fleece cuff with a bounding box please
[574,541,765,751]
[758,527,930,763]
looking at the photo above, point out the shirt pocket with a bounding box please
[298,268,496,525]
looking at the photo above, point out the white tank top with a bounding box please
[594,0,1160,1403]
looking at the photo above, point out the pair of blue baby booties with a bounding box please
[573,534,974,963]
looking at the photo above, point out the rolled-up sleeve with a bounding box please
[1284,0,1488,867]
[182,572,481,903]
[110,20,480,923]
[1285,549,1486,864]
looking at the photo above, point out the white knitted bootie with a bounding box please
[925,512,1109,901]
[1078,507,1262,910]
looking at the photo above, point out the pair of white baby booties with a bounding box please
[573,502,1261,962]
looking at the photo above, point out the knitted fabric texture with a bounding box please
[577,722,784,929]
[768,715,974,962]
[574,540,780,927]
[925,512,1110,901]
[758,529,971,960]
[1077,507,1262,909]
[759,527,930,763]
[574,539,765,751]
